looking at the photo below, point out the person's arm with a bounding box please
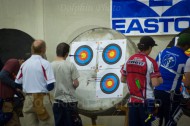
[0,70,22,89]
[73,79,79,89]
[46,83,54,91]
[121,75,126,83]
[120,63,127,83]
[43,62,56,91]
[184,58,190,87]
[151,77,163,87]
[150,58,163,87]
[184,72,190,88]
[71,63,80,89]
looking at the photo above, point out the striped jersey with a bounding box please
[121,52,161,103]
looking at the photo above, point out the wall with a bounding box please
[0,0,44,39]
[43,0,112,60]
[1,0,188,126]
[0,0,175,60]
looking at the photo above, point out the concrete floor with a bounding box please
[80,115,190,126]
[20,114,190,126]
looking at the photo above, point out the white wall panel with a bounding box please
[43,0,110,61]
[0,0,44,39]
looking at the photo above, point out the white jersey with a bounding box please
[15,55,55,93]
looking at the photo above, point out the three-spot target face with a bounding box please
[102,44,122,64]
[74,45,93,66]
[100,73,120,94]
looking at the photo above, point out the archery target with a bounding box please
[98,39,127,69]
[102,44,121,65]
[96,69,123,98]
[70,41,98,70]
[74,45,93,66]
[100,73,119,94]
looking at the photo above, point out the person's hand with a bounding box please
[73,84,78,89]
[15,89,25,101]
[73,79,79,89]
[16,88,22,92]
[18,59,25,65]
[15,83,22,90]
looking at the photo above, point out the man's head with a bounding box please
[177,33,190,51]
[56,42,70,57]
[137,36,157,51]
[31,40,46,56]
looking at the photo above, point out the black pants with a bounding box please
[154,90,182,126]
[53,100,81,126]
[128,103,152,126]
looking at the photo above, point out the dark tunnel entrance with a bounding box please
[0,28,34,67]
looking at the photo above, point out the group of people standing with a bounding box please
[0,40,81,126]
[121,33,190,126]
[1,33,190,126]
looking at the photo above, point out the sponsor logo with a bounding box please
[111,0,190,35]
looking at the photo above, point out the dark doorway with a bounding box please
[0,28,34,64]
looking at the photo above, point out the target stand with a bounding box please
[78,94,129,126]
[68,27,137,126]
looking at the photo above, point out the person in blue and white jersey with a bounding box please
[154,33,190,126]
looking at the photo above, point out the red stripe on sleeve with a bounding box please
[41,65,47,80]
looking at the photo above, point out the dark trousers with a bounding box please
[154,89,182,126]
[53,100,78,126]
[128,103,151,126]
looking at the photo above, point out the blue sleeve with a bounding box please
[0,70,22,89]
[46,83,54,91]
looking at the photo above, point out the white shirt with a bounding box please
[185,58,190,72]
[15,55,55,93]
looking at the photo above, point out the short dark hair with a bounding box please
[137,36,157,51]
[56,42,70,57]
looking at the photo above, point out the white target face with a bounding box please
[70,41,98,70]
[70,39,126,100]
[96,69,123,98]
[98,39,126,69]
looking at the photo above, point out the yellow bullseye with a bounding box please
[109,51,115,58]
[81,52,87,59]
[107,80,113,87]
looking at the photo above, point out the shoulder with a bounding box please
[65,61,76,69]
[51,61,56,65]
[145,56,158,66]
[128,53,139,60]
[186,58,190,63]
[146,56,156,62]
[41,58,50,64]
[69,61,76,66]
[40,58,52,69]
